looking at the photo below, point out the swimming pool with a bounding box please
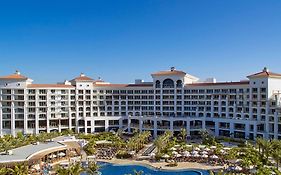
[96,162,209,175]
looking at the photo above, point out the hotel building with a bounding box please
[1,67,281,140]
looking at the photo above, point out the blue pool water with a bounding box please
[96,162,209,175]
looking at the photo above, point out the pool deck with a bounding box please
[97,158,223,171]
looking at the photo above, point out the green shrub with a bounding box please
[116,150,132,159]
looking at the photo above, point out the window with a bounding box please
[176,80,182,88]
[155,80,160,88]
[163,79,174,88]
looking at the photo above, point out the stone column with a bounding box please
[128,116,131,133]
[139,117,143,132]
[170,119,173,132]
[274,112,278,139]
[230,122,234,138]
[245,123,250,139]
[215,121,219,137]
[153,117,157,138]
[186,119,191,136]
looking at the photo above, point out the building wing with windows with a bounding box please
[1,67,281,140]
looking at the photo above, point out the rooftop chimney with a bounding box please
[170,67,175,71]
[80,73,85,77]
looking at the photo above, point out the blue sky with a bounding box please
[0,0,280,83]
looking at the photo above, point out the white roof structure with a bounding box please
[0,142,66,164]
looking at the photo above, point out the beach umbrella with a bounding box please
[176,154,182,158]
[204,148,210,151]
[191,150,198,155]
[58,152,66,157]
[201,151,208,155]
[183,152,190,157]
[210,155,219,159]
[234,166,242,171]
[49,154,57,159]
[201,154,208,158]
[193,154,200,158]
[162,154,170,158]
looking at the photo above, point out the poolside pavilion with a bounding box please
[0,137,82,168]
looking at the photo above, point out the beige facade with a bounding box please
[1,67,281,140]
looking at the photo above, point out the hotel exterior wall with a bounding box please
[0,69,281,140]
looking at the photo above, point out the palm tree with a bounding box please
[256,137,266,154]
[272,149,281,169]
[68,163,84,175]
[56,166,70,175]
[257,166,273,175]
[2,139,12,153]
[86,162,100,174]
[0,167,9,175]
[180,128,187,142]
[125,170,144,175]
[8,164,29,175]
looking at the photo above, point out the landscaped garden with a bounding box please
[1,129,281,175]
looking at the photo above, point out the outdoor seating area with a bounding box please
[94,140,117,160]
[156,145,226,167]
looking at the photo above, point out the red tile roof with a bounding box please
[0,74,28,80]
[247,70,281,78]
[27,84,74,88]
[187,81,249,87]
[151,70,186,76]
[71,74,94,82]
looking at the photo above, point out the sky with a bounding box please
[0,0,280,84]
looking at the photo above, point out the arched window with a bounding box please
[155,80,160,88]
[176,80,182,88]
[163,79,174,88]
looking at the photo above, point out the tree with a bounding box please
[2,139,12,153]
[56,166,70,175]
[68,163,84,175]
[199,130,217,146]
[86,162,100,174]
[272,149,281,169]
[125,170,144,175]
[179,128,187,142]
[0,167,9,175]
[56,163,84,175]
[8,164,29,175]
[257,166,273,175]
